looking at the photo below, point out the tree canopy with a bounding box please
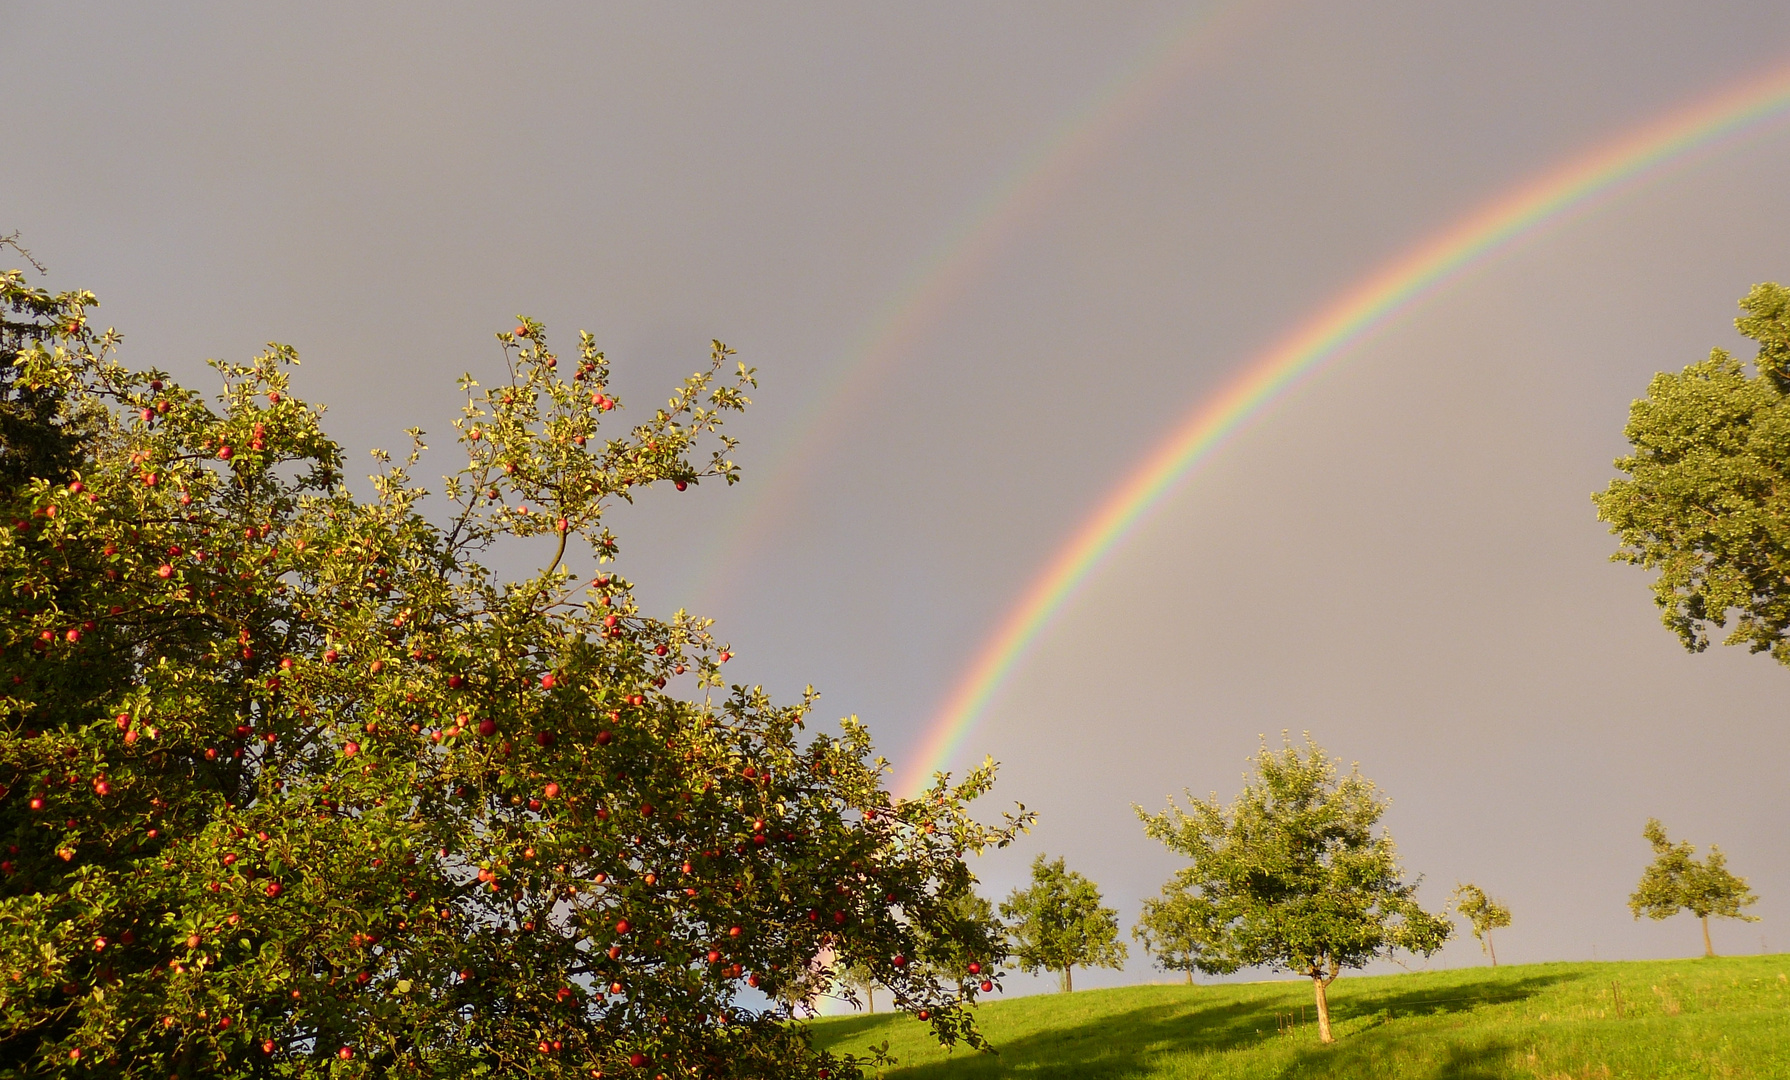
[1594,282,1790,666]
[1134,735,1450,1043]
[997,855,1125,993]
[1448,883,1511,967]
[1629,818,1757,959]
[0,267,1028,1078]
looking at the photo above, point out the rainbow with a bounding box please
[896,57,1790,797]
[681,1,1260,608]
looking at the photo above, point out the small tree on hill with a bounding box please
[999,855,1126,993]
[1131,890,1205,985]
[1629,818,1758,958]
[1135,735,1451,1043]
[836,959,880,1014]
[1449,883,1511,966]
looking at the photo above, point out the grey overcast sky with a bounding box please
[7,1,1790,994]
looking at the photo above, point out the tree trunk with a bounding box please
[1702,915,1714,958]
[1185,970,1192,986]
[866,985,875,1013]
[1063,965,1073,993]
[1312,975,1334,1044]
[1486,931,1497,968]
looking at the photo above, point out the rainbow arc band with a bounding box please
[897,57,1790,798]
[681,2,1258,611]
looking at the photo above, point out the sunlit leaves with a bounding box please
[0,276,1027,1078]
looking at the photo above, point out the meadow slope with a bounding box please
[810,955,1790,1079]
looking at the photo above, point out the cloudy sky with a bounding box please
[8,1,1790,993]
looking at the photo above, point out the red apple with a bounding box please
[156,564,173,579]
[981,980,993,992]
[344,742,359,758]
[217,446,233,460]
[540,673,556,689]
[478,719,497,736]
[967,962,981,975]
[544,783,560,799]
[615,919,630,935]
[338,1047,353,1060]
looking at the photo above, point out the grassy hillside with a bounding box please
[810,955,1790,1079]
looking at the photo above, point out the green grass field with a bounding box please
[810,955,1790,1079]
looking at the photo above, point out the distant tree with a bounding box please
[915,889,1005,986]
[1135,735,1451,1043]
[1132,886,1207,985]
[1449,883,1512,966]
[999,855,1126,993]
[1629,818,1758,958]
[837,889,1005,1012]
[1594,282,1790,669]
[836,960,880,1014]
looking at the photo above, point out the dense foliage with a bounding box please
[1594,282,1790,667]
[1628,818,1757,959]
[0,269,1028,1078]
[997,856,1125,994]
[1134,736,1450,1043]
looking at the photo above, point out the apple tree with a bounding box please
[1628,818,1757,958]
[0,266,1029,1078]
[1135,735,1450,1044]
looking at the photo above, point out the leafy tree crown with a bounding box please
[1133,734,1450,982]
[1628,818,1758,923]
[997,855,1126,983]
[1594,282,1790,665]
[0,269,1031,1078]
[1448,883,1510,946]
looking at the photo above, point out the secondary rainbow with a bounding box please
[897,57,1790,797]
[681,1,1258,608]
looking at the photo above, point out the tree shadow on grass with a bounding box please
[864,973,1567,1079]
[1274,1037,1519,1080]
